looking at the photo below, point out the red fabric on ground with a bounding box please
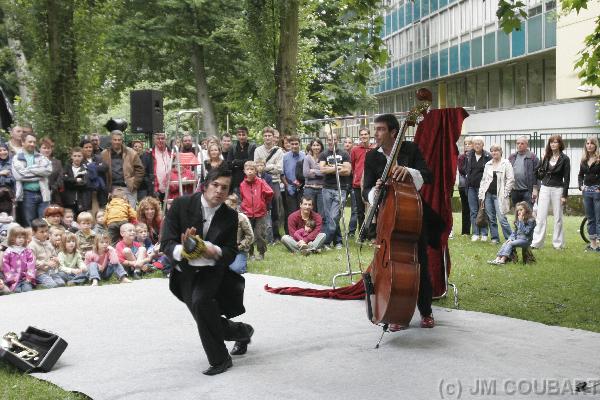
[414,108,469,297]
[264,279,365,300]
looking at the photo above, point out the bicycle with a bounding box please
[580,217,589,243]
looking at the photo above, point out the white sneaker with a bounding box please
[471,235,479,242]
[491,239,499,244]
[481,236,488,242]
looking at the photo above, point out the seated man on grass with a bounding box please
[281,196,326,255]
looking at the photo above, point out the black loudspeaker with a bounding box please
[130,90,164,134]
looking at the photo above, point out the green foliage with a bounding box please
[497,0,527,33]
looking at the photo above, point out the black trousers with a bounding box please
[353,187,366,231]
[458,187,471,235]
[172,266,249,366]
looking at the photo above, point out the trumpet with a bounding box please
[1,332,39,361]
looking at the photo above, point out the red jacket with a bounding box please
[240,177,273,218]
[287,210,322,243]
[350,145,374,188]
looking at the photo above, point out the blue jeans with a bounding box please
[36,272,66,289]
[484,193,512,241]
[229,252,248,274]
[468,187,488,236]
[88,262,128,281]
[322,188,346,245]
[511,189,533,209]
[303,187,324,215]
[14,280,33,293]
[347,189,358,235]
[497,238,530,257]
[21,190,49,227]
[583,187,600,240]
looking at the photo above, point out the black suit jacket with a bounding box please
[161,192,244,318]
[61,163,91,210]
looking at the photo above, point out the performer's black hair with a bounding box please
[374,114,400,136]
[204,166,232,184]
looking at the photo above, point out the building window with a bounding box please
[497,30,510,61]
[440,48,449,76]
[545,11,556,48]
[422,55,430,81]
[476,71,488,110]
[501,65,514,107]
[450,45,459,74]
[528,15,543,53]
[489,68,500,108]
[515,63,527,105]
[528,59,543,104]
[512,23,526,57]
[471,36,483,68]
[484,32,496,65]
[467,74,476,107]
[460,41,470,71]
[544,57,556,101]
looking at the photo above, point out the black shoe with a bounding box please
[231,324,254,356]
[202,356,232,376]
[133,270,142,280]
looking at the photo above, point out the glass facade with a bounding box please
[373,0,558,112]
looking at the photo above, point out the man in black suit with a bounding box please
[362,113,435,330]
[161,167,254,375]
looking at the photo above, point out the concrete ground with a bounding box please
[1,274,599,400]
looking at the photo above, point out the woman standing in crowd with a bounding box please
[136,196,162,244]
[457,138,473,236]
[578,136,600,251]
[203,143,224,179]
[61,147,91,216]
[81,138,107,210]
[532,135,570,250]
[466,136,492,241]
[302,138,324,214]
[39,137,63,206]
[0,142,15,215]
[478,144,514,243]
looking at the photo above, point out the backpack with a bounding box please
[295,158,305,188]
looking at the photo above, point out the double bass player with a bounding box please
[362,113,435,330]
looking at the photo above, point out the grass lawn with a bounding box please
[1,213,598,399]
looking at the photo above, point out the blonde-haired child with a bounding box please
[2,226,36,293]
[86,233,131,286]
[105,187,137,244]
[488,202,536,265]
[75,211,96,255]
[58,232,88,285]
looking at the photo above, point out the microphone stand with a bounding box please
[327,123,362,289]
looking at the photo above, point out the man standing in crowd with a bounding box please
[350,128,373,235]
[161,167,254,376]
[101,130,144,207]
[12,133,52,227]
[221,133,233,161]
[8,125,23,156]
[229,127,256,195]
[181,133,197,154]
[509,135,539,207]
[149,132,170,202]
[254,127,284,242]
[90,133,103,155]
[282,136,305,226]
[362,113,435,329]
[319,133,351,249]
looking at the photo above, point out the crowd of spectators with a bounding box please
[0,124,375,295]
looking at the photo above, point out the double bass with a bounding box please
[358,100,430,328]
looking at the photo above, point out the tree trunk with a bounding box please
[45,0,80,151]
[4,6,31,103]
[191,43,218,137]
[276,0,299,135]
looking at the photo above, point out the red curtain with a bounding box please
[414,108,469,297]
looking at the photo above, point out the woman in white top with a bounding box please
[478,144,514,243]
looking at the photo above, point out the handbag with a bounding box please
[476,201,488,228]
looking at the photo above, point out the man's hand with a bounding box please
[390,165,410,183]
[561,197,567,206]
[181,227,197,246]
[532,189,538,202]
[0,279,5,290]
[203,243,220,260]
[0,170,9,176]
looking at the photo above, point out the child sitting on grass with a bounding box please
[62,208,79,233]
[105,187,138,244]
[49,225,64,253]
[58,232,88,285]
[28,218,64,289]
[2,226,36,293]
[75,212,96,255]
[225,194,254,274]
[488,201,536,265]
[116,223,150,279]
[93,209,108,236]
[86,233,132,286]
